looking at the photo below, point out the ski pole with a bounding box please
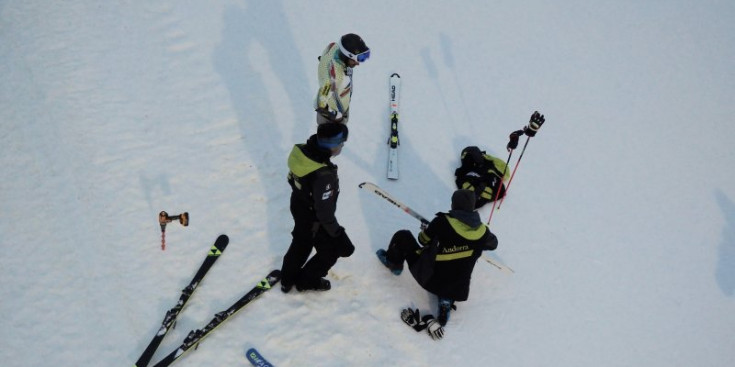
[495,111,545,211]
[496,136,530,210]
[486,148,513,226]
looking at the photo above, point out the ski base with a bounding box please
[245,348,275,367]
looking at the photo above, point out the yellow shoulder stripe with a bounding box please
[288,145,327,178]
[446,217,486,241]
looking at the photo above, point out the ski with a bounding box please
[134,234,229,367]
[245,347,275,367]
[151,270,282,367]
[387,73,401,180]
[358,182,514,274]
[358,181,429,226]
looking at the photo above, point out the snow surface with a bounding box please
[2,1,735,366]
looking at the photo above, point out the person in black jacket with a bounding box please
[454,146,509,209]
[376,189,497,337]
[280,122,354,293]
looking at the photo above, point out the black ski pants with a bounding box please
[281,194,351,289]
[385,230,421,268]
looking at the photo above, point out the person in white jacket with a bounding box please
[314,33,370,125]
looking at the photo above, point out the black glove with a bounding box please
[315,226,354,257]
[335,228,355,257]
[401,308,424,330]
[524,111,545,137]
[507,129,524,151]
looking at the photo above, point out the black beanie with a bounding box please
[451,189,476,211]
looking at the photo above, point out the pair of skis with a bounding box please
[133,235,280,367]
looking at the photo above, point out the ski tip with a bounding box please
[245,347,274,367]
[358,182,366,188]
[391,73,400,78]
[216,234,230,247]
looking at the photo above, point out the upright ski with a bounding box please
[387,73,401,180]
[151,270,282,367]
[134,234,229,367]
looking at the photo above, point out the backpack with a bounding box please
[454,146,509,209]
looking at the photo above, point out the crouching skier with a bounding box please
[280,122,355,293]
[376,189,498,339]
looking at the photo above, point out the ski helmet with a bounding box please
[461,146,485,166]
[338,33,370,63]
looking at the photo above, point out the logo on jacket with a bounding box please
[322,184,333,200]
[442,245,470,253]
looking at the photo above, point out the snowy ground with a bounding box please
[1,1,734,366]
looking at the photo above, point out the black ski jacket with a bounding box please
[286,135,342,237]
[409,210,497,301]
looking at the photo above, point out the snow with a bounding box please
[1,1,734,366]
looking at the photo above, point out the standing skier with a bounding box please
[314,33,370,125]
[281,122,355,292]
[376,189,498,338]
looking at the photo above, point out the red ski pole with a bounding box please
[496,136,530,210]
[487,111,544,224]
[486,149,513,226]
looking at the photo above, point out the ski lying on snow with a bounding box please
[245,347,275,367]
[134,234,229,367]
[387,73,401,180]
[151,269,281,367]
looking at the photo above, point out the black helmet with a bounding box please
[461,146,485,166]
[338,33,370,62]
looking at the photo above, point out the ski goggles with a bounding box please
[318,131,348,149]
[338,42,370,63]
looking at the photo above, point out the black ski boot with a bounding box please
[296,277,331,292]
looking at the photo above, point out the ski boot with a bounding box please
[437,298,455,326]
[296,277,331,292]
[376,249,403,275]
